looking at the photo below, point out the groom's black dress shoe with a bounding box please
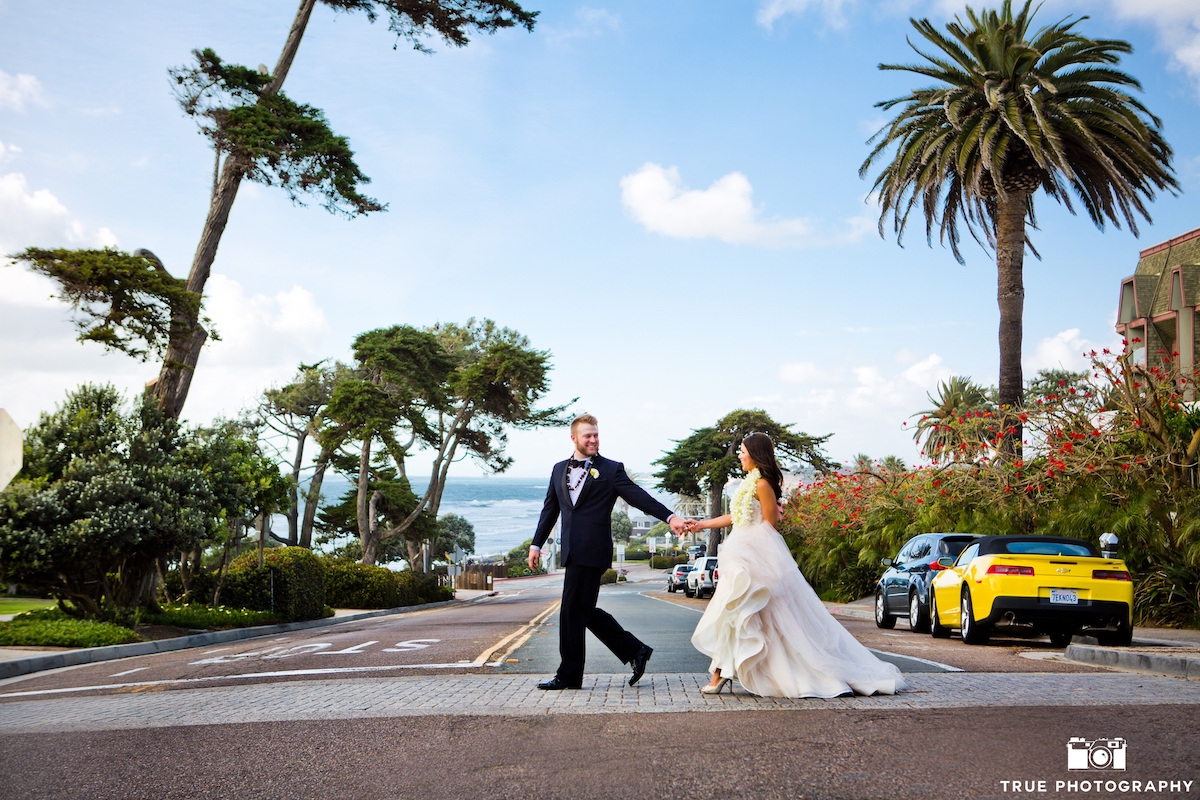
[629,645,653,686]
[537,677,581,690]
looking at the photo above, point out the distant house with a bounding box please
[1116,226,1200,380]
[629,512,659,535]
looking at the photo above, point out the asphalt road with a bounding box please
[0,568,1107,704]
[2,706,1197,800]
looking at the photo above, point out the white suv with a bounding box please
[686,556,719,599]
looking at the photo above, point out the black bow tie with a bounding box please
[568,458,590,470]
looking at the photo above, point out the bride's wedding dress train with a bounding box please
[690,483,908,698]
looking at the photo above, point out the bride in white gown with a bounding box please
[688,433,908,698]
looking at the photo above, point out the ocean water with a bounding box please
[312,474,677,560]
[316,475,550,559]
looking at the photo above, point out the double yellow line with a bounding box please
[472,601,561,666]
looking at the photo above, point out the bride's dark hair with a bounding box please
[742,433,783,503]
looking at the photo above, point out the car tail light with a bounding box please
[987,564,1034,576]
[1093,569,1132,581]
[713,569,719,580]
[929,559,946,571]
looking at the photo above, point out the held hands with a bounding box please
[669,515,688,536]
[684,519,703,533]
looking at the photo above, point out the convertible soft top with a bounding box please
[973,535,1100,558]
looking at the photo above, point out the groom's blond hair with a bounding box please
[570,413,598,434]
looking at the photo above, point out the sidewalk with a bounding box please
[4,671,1200,734]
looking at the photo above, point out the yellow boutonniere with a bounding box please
[589,468,599,479]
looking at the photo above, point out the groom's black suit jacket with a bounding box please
[533,454,674,570]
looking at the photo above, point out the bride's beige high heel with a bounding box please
[701,677,732,695]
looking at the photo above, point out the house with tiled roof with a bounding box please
[1116,226,1200,381]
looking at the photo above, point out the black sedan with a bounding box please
[875,533,976,632]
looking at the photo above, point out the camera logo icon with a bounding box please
[1066,737,1127,771]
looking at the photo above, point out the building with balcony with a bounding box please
[1115,226,1200,376]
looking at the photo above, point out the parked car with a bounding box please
[874,533,977,632]
[666,564,694,593]
[929,535,1134,647]
[686,556,719,599]
[686,544,707,560]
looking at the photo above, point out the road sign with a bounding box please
[0,409,21,491]
[616,544,625,564]
[648,538,658,554]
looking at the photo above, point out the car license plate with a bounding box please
[1050,589,1078,605]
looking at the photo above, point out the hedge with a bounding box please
[140,603,280,630]
[222,547,328,621]
[323,559,453,609]
[0,613,140,647]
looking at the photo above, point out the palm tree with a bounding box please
[861,0,1178,456]
[913,376,992,462]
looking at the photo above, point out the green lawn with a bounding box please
[0,597,56,616]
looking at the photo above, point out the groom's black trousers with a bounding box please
[556,562,644,684]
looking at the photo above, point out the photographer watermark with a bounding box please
[996,736,1193,794]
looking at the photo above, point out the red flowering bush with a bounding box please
[781,350,1200,626]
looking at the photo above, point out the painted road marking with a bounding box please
[109,667,149,677]
[473,601,560,666]
[382,639,439,652]
[0,663,495,700]
[317,641,379,655]
[867,649,963,672]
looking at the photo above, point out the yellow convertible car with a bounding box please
[929,535,1134,647]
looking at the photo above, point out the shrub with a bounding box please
[222,547,327,621]
[0,615,140,647]
[322,559,453,608]
[600,569,617,584]
[323,559,415,609]
[140,603,280,630]
[506,564,547,578]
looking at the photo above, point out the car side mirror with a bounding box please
[880,557,894,567]
[936,556,955,568]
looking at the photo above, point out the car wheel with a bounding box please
[684,585,694,598]
[960,588,990,645]
[929,590,951,638]
[1048,631,1074,648]
[874,588,897,629]
[907,591,929,633]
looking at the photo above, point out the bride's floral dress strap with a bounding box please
[730,468,761,527]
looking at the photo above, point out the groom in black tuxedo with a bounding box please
[529,413,687,689]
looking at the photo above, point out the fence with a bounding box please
[455,564,508,591]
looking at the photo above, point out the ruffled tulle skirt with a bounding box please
[690,521,908,698]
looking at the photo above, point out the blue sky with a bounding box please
[1,0,1198,478]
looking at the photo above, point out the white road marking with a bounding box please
[199,647,231,654]
[263,643,331,659]
[638,592,704,613]
[316,641,379,655]
[109,667,149,677]
[0,663,493,700]
[381,639,439,652]
[869,649,963,672]
[474,601,560,665]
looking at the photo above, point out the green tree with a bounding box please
[432,514,476,562]
[327,319,568,566]
[8,1,537,421]
[0,386,218,621]
[912,375,994,462]
[260,361,348,547]
[654,409,836,552]
[611,509,633,543]
[861,0,1177,456]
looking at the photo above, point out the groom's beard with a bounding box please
[575,443,599,458]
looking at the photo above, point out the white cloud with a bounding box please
[619,163,869,249]
[0,172,117,256]
[0,140,21,161]
[756,0,855,30]
[1107,0,1200,93]
[0,70,46,112]
[546,6,621,41]
[1025,328,1117,374]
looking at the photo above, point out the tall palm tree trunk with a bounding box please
[149,0,318,418]
[995,190,1028,458]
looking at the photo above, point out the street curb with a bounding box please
[1065,643,1200,680]
[823,603,875,622]
[0,595,491,681]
